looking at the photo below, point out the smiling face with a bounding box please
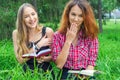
[23,7,38,29]
[69,5,83,30]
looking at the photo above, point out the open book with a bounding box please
[22,48,51,58]
[68,70,102,76]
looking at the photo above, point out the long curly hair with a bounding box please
[58,0,99,39]
[16,3,41,56]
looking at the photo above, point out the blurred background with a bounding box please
[0,0,120,40]
[0,0,120,80]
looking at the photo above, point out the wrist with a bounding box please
[35,44,40,50]
[65,41,71,45]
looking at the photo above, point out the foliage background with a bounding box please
[0,0,68,40]
[0,0,120,80]
[0,0,120,40]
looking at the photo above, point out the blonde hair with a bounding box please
[16,3,41,56]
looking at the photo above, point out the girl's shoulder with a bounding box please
[45,27,54,38]
[12,29,17,37]
[12,29,18,42]
[46,27,54,34]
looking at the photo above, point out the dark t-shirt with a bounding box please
[23,27,52,72]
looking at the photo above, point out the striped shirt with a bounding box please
[52,31,99,70]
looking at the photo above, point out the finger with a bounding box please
[40,56,44,59]
[41,59,44,62]
[67,28,69,32]
[43,34,47,38]
[72,24,78,33]
[36,57,41,60]
[46,41,52,45]
[38,59,43,63]
[37,57,44,63]
[49,41,52,44]
[71,23,76,32]
[38,60,42,63]
[40,57,44,62]
[66,28,69,35]
[47,38,52,42]
[70,23,74,31]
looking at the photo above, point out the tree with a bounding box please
[98,0,103,32]
[102,0,117,18]
[31,0,37,10]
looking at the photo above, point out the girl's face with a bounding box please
[69,5,84,30]
[23,7,38,29]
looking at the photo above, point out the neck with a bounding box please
[28,28,37,36]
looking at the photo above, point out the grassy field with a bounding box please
[0,21,120,80]
[96,21,120,80]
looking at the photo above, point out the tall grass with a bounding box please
[0,21,120,80]
[96,21,120,80]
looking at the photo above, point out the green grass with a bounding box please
[96,21,120,80]
[0,21,120,80]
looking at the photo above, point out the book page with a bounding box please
[68,70,101,76]
[22,52,37,58]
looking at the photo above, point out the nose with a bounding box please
[74,16,79,21]
[29,15,34,21]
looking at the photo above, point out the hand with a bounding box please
[37,56,45,63]
[37,34,52,48]
[79,65,94,80]
[86,65,94,70]
[66,23,78,43]
[36,56,52,63]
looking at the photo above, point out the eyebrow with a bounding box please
[71,11,82,15]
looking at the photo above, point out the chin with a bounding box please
[32,25,37,28]
[28,25,36,29]
[31,23,37,28]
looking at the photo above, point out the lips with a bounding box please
[29,20,36,25]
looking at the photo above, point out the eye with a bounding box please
[79,14,83,18]
[71,12,76,16]
[24,15,29,18]
[31,12,35,16]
